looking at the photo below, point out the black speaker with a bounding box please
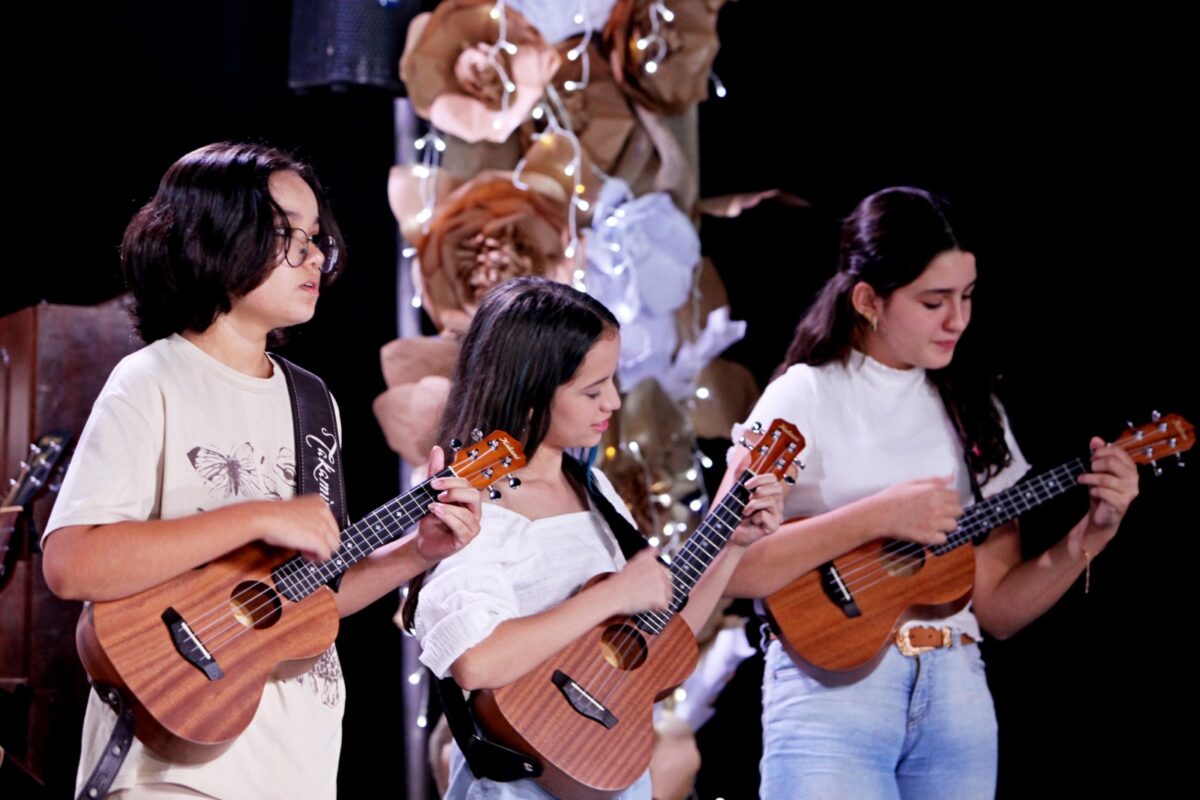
[288,0,422,93]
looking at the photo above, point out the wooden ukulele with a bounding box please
[473,419,804,800]
[76,430,524,762]
[765,412,1193,676]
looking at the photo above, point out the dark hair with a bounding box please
[779,187,1010,479]
[120,142,344,343]
[400,276,619,631]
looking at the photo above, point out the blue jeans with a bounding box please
[760,638,997,800]
[446,744,652,800]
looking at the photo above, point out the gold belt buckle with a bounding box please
[894,626,951,657]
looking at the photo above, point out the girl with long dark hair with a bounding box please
[405,276,785,799]
[723,187,1140,798]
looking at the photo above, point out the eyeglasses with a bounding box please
[275,227,339,274]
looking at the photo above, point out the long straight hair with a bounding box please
[779,187,1011,479]
[400,276,619,630]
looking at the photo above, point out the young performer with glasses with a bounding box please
[42,142,482,799]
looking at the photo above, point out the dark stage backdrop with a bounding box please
[11,2,1194,797]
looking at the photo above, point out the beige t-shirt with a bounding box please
[46,334,345,800]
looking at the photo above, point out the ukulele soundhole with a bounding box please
[230,581,283,629]
[881,539,925,578]
[599,623,648,670]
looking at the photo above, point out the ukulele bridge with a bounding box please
[162,607,224,681]
[551,670,618,729]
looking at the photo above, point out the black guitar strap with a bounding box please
[77,355,344,799]
[275,355,350,532]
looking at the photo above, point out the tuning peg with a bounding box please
[449,438,463,452]
[482,467,495,479]
[468,448,480,459]
[507,475,521,488]
[18,460,28,470]
[29,443,40,456]
[1152,410,1162,422]
[1151,460,1163,477]
[738,437,750,449]
[7,478,15,488]
[471,429,484,443]
[488,486,502,501]
[784,474,796,486]
[1177,454,1186,468]
[750,421,764,434]
[488,439,500,450]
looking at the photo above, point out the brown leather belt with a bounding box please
[895,625,977,657]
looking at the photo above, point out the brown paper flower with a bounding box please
[415,171,571,333]
[387,164,460,244]
[400,0,561,143]
[695,189,811,218]
[552,39,638,173]
[600,378,703,542]
[372,337,460,466]
[603,0,726,116]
